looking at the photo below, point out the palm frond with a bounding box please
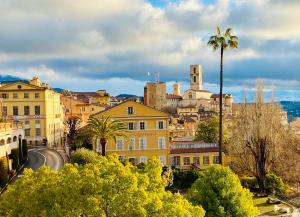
[217,26,221,37]
[225,28,232,38]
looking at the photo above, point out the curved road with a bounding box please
[25,147,64,171]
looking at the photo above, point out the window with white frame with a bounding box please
[128,122,134,130]
[139,122,145,130]
[116,138,124,150]
[173,156,180,166]
[139,137,147,150]
[158,121,164,129]
[128,138,135,150]
[158,137,165,149]
[159,156,166,165]
[183,157,190,165]
[127,107,133,115]
[140,156,147,163]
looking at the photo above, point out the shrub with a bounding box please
[240,176,259,190]
[265,173,287,197]
[71,148,98,165]
[0,157,9,187]
[173,169,200,189]
[188,165,259,217]
[22,139,28,163]
[9,149,19,170]
[82,141,93,150]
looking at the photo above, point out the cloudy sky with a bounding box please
[0,0,299,101]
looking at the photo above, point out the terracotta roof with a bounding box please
[166,94,182,99]
[211,94,232,98]
[170,147,219,154]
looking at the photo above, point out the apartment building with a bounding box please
[0,77,64,147]
[93,100,170,165]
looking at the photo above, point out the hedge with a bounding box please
[10,149,19,170]
[240,176,259,190]
[173,169,200,189]
[0,157,9,187]
[21,139,28,163]
[265,173,287,197]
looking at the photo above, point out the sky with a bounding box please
[0,0,300,102]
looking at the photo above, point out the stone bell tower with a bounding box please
[190,64,203,91]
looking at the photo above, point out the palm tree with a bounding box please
[82,116,128,156]
[208,27,238,165]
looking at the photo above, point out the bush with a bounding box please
[265,173,287,197]
[0,157,9,187]
[71,148,98,165]
[9,149,19,170]
[22,139,28,163]
[188,165,259,217]
[240,176,259,190]
[82,141,93,150]
[173,169,200,189]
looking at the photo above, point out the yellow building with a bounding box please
[0,77,64,147]
[170,140,221,170]
[93,100,170,165]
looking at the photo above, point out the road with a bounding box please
[25,147,64,171]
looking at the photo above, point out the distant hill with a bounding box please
[0,75,28,83]
[280,101,300,122]
[116,94,139,98]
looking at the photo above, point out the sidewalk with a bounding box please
[56,146,70,164]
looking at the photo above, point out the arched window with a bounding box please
[7,137,12,144]
[189,93,193,99]
[13,136,18,142]
[193,76,197,83]
[0,139,5,146]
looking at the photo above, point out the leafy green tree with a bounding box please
[188,165,258,217]
[64,116,82,151]
[9,149,19,170]
[0,155,204,217]
[71,148,99,165]
[265,173,287,197]
[80,116,128,156]
[208,27,238,164]
[21,139,28,164]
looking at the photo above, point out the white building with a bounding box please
[0,121,24,170]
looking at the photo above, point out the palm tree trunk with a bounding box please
[100,138,107,156]
[219,45,224,165]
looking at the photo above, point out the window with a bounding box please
[183,157,190,166]
[213,156,219,164]
[159,156,166,165]
[24,106,30,115]
[193,67,196,74]
[24,93,29,99]
[203,156,210,165]
[1,93,8,99]
[158,121,164,129]
[128,107,133,115]
[13,106,18,116]
[193,157,200,165]
[116,138,124,150]
[35,93,40,98]
[158,137,165,149]
[189,93,192,99]
[128,138,135,150]
[139,137,147,150]
[35,120,40,124]
[128,122,134,130]
[25,129,30,137]
[13,93,18,99]
[36,128,41,136]
[173,156,180,166]
[193,75,197,83]
[140,156,147,163]
[2,106,7,116]
[25,120,30,125]
[35,106,40,115]
[139,122,145,130]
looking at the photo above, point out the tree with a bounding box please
[208,27,238,165]
[228,80,300,190]
[188,165,258,217]
[71,148,99,165]
[195,116,227,144]
[0,155,204,217]
[80,116,128,156]
[0,157,9,187]
[64,116,81,151]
